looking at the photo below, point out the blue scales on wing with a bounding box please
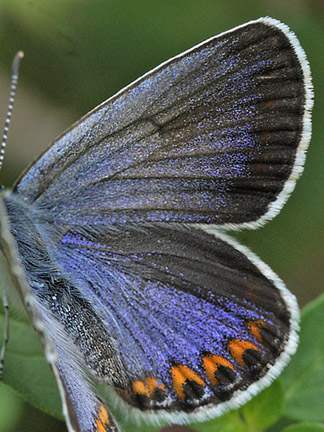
[14,20,309,228]
[3,17,311,431]
[53,223,295,419]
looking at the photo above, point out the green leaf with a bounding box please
[0,384,23,431]
[118,410,162,432]
[191,411,245,432]
[282,423,324,432]
[191,381,284,432]
[3,346,62,418]
[241,379,284,429]
[122,422,161,432]
[280,294,324,422]
[0,257,62,419]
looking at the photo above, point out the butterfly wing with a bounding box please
[53,222,298,422]
[45,314,120,432]
[0,198,119,432]
[2,16,312,432]
[14,17,312,228]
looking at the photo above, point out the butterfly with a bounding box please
[0,16,313,432]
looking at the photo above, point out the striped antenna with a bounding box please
[0,51,24,170]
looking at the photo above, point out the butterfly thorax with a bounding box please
[1,192,130,389]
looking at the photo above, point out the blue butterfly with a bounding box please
[0,17,313,432]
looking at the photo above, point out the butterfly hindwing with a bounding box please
[52,222,298,422]
[39,309,120,432]
[14,18,311,228]
[54,341,120,432]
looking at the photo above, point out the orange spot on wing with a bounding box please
[132,377,166,398]
[247,319,264,343]
[95,419,106,432]
[146,377,166,394]
[229,339,259,366]
[171,365,205,400]
[132,380,150,397]
[202,354,234,386]
[98,405,109,425]
[94,404,110,432]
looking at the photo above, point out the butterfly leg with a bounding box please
[0,289,9,380]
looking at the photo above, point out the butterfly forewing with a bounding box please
[14,18,311,228]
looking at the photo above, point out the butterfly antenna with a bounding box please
[0,51,24,171]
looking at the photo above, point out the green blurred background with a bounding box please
[0,1,323,431]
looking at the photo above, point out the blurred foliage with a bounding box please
[0,1,323,431]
